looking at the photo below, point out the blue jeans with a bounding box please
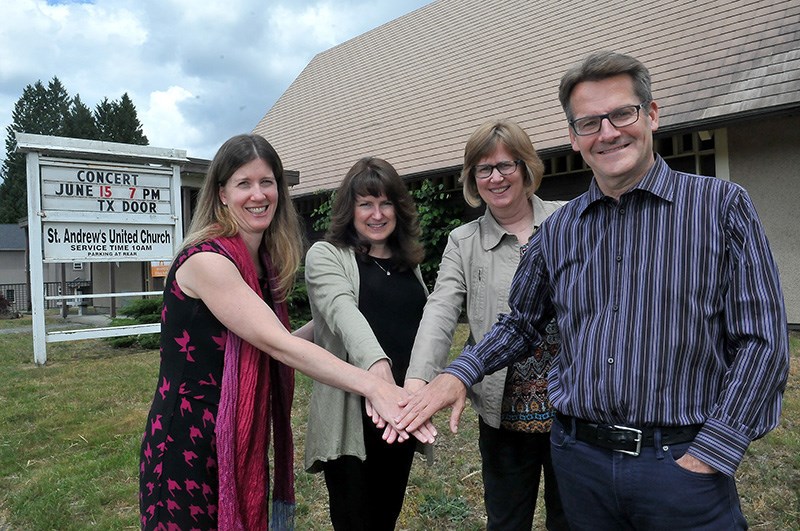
[550,417,747,531]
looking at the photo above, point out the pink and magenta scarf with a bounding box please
[214,234,295,530]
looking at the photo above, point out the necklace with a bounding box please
[372,258,391,276]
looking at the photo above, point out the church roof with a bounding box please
[253,0,800,196]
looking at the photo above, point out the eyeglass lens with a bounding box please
[572,104,642,135]
[474,160,518,178]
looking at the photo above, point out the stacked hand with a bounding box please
[364,360,438,444]
[397,373,467,434]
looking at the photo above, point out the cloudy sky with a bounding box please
[0,0,432,163]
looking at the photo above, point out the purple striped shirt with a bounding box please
[446,156,789,476]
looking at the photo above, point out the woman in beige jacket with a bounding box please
[405,120,569,530]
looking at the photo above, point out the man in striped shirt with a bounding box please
[397,51,789,530]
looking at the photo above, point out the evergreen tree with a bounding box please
[94,93,148,145]
[111,93,148,145]
[0,77,69,223]
[93,97,115,142]
[43,77,70,135]
[0,145,28,223]
[0,78,149,223]
[62,94,98,140]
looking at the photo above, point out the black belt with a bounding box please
[556,413,701,456]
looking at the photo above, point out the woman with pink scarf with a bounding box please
[138,134,434,530]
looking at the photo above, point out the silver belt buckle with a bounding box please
[612,425,642,456]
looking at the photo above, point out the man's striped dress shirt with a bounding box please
[445,155,789,477]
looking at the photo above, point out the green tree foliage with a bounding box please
[93,97,114,141]
[287,264,312,328]
[410,180,462,288]
[0,149,27,223]
[62,94,98,140]
[94,93,148,145]
[0,78,69,223]
[311,190,335,233]
[41,77,71,133]
[0,79,149,223]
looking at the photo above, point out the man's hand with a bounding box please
[396,373,467,434]
[675,453,717,474]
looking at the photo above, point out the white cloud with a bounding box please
[266,3,357,76]
[0,0,432,162]
[141,86,203,153]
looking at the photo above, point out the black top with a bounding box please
[357,256,426,385]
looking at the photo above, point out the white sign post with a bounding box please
[17,133,187,365]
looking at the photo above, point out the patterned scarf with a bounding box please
[214,234,295,530]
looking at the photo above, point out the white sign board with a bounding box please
[43,222,175,261]
[17,133,188,365]
[40,161,172,214]
[37,157,179,262]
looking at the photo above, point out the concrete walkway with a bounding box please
[0,313,112,335]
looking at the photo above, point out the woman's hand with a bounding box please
[403,377,427,394]
[365,360,403,440]
[291,319,314,341]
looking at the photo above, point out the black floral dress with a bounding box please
[139,241,231,530]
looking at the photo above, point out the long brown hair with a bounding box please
[325,157,424,270]
[181,134,304,299]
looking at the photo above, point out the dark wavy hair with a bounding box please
[325,157,424,270]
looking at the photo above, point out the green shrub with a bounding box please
[108,335,138,348]
[0,293,20,319]
[138,334,160,349]
[118,298,162,323]
[105,297,162,349]
[311,190,335,233]
[288,265,311,330]
[410,180,462,288]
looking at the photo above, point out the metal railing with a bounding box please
[0,281,93,313]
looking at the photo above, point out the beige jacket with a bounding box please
[406,195,565,428]
[303,241,428,472]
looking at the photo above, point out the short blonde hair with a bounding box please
[460,120,544,208]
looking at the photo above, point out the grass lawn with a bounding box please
[0,315,798,529]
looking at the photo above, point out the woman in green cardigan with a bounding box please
[304,157,430,530]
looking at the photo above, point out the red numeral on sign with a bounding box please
[129,187,137,199]
[100,185,112,198]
